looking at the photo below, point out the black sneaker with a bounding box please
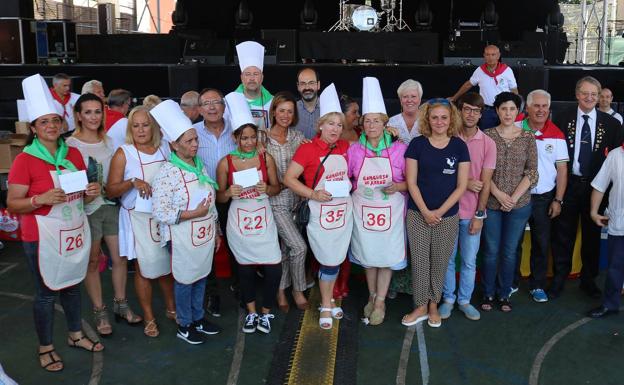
[206,295,221,317]
[242,313,258,334]
[256,313,275,334]
[176,325,204,345]
[194,318,221,335]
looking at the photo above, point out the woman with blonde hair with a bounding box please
[389,79,423,144]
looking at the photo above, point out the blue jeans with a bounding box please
[23,242,83,345]
[603,235,624,310]
[174,277,207,327]
[442,219,481,305]
[482,204,532,299]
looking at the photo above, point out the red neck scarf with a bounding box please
[480,62,508,85]
[105,107,125,131]
[50,88,71,117]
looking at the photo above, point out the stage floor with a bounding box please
[0,241,623,385]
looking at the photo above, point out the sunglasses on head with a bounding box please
[426,98,451,106]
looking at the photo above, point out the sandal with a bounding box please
[165,310,177,322]
[143,319,159,338]
[67,335,104,352]
[319,308,333,330]
[369,298,386,326]
[498,298,513,313]
[480,296,494,312]
[38,349,63,372]
[330,299,343,319]
[113,298,143,325]
[93,306,113,337]
[363,293,376,319]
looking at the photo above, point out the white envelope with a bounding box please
[233,168,260,188]
[189,188,209,210]
[324,180,350,198]
[58,170,89,194]
[134,195,153,213]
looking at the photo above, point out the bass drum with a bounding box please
[351,5,379,31]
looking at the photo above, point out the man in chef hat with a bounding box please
[234,41,273,130]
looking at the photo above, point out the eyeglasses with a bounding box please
[461,106,482,114]
[200,100,225,107]
[426,98,451,106]
[297,81,318,87]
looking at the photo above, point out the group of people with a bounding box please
[5,42,624,374]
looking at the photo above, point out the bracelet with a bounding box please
[30,195,42,208]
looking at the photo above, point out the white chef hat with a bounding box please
[362,77,387,115]
[319,83,342,117]
[224,92,255,132]
[236,41,265,72]
[150,99,193,142]
[21,74,59,122]
[17,99,29,122]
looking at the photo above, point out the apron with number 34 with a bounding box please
[168,169,217,284]
[36,170,91,290]
[307,154,353,266]
[350,155,405,267]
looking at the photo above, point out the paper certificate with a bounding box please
[324,180,350,198]
[233,168,260,188]
[189,188,209,210]
[134,195,153,213]
[59,170,89,194]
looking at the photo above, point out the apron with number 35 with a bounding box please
[226,155,281,265]
[36,170,91,290]
[169,169,217,284]
[128,147,170,279]
[350,154,405,267]
[307,154,353,266]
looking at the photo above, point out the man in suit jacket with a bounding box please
[550,76,623,299]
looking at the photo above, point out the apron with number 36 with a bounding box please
[307,154,353,266]
[350,155,405,267]
[226,156,281,265]
[36,170,91,290]
[128,147,170,279]
[168,169,217,284]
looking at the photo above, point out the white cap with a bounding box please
[236,41,265,72]
[149,99,193,142]
[21,74,59,122]
[362,77,387,115]
[224,92,255,131]
[319,83,342,117]
[17,99,29,122]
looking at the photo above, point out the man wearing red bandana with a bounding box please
[512,90,568,303]
[449,45,518,130]
[49,73,79,133]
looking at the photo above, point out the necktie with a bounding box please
[578,114,592,177]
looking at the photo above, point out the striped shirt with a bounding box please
[266,127,305,209]
[194,119,237,180]
[293,99,320,140]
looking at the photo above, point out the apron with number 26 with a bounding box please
[36,170,91,290]
[351,154,405,267]
[307,154,353,266]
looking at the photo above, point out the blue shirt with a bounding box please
[293,99,320,140]
[193,119,237,180]
[405,136,470,217]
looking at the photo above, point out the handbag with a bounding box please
[292,145,335,230]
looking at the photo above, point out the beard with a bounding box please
[301,90,317,102]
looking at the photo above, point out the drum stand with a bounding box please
[328,0,351,32]
[394,0,411,31]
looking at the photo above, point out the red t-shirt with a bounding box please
[291,136,349,189]
[8,147,87,242]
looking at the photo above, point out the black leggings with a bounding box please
[238,264,282,311]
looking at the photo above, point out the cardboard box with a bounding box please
[0,142,24,172]
[14,121,30,135]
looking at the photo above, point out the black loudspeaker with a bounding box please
[234,39,277,66]
[443,40,483,66]
[260,29,297,63]
[183,38,232,64]
[0,0,34,18]
[0,18,36,64]
[498,40,544,67]
[168,65,199,98]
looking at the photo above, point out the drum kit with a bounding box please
[328,0,411,32]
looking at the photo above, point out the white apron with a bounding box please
[168,171,216,284]
[36,170,91,290]
[226,159,281,265]
[127,148,170,279]
[350,155,406,267]
[307,154,353,266]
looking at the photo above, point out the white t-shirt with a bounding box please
[389,113,420,145]
[469,66,517,106]
[591,146,624,235]
[106,117,129,151]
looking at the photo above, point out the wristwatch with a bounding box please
[553,198,564,205]
[474,210,486,219]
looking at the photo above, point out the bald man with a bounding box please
[449,45,518,130]
[598,88,623,125]
[180,90,201,123]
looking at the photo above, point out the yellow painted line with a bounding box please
[287,286,341,385]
